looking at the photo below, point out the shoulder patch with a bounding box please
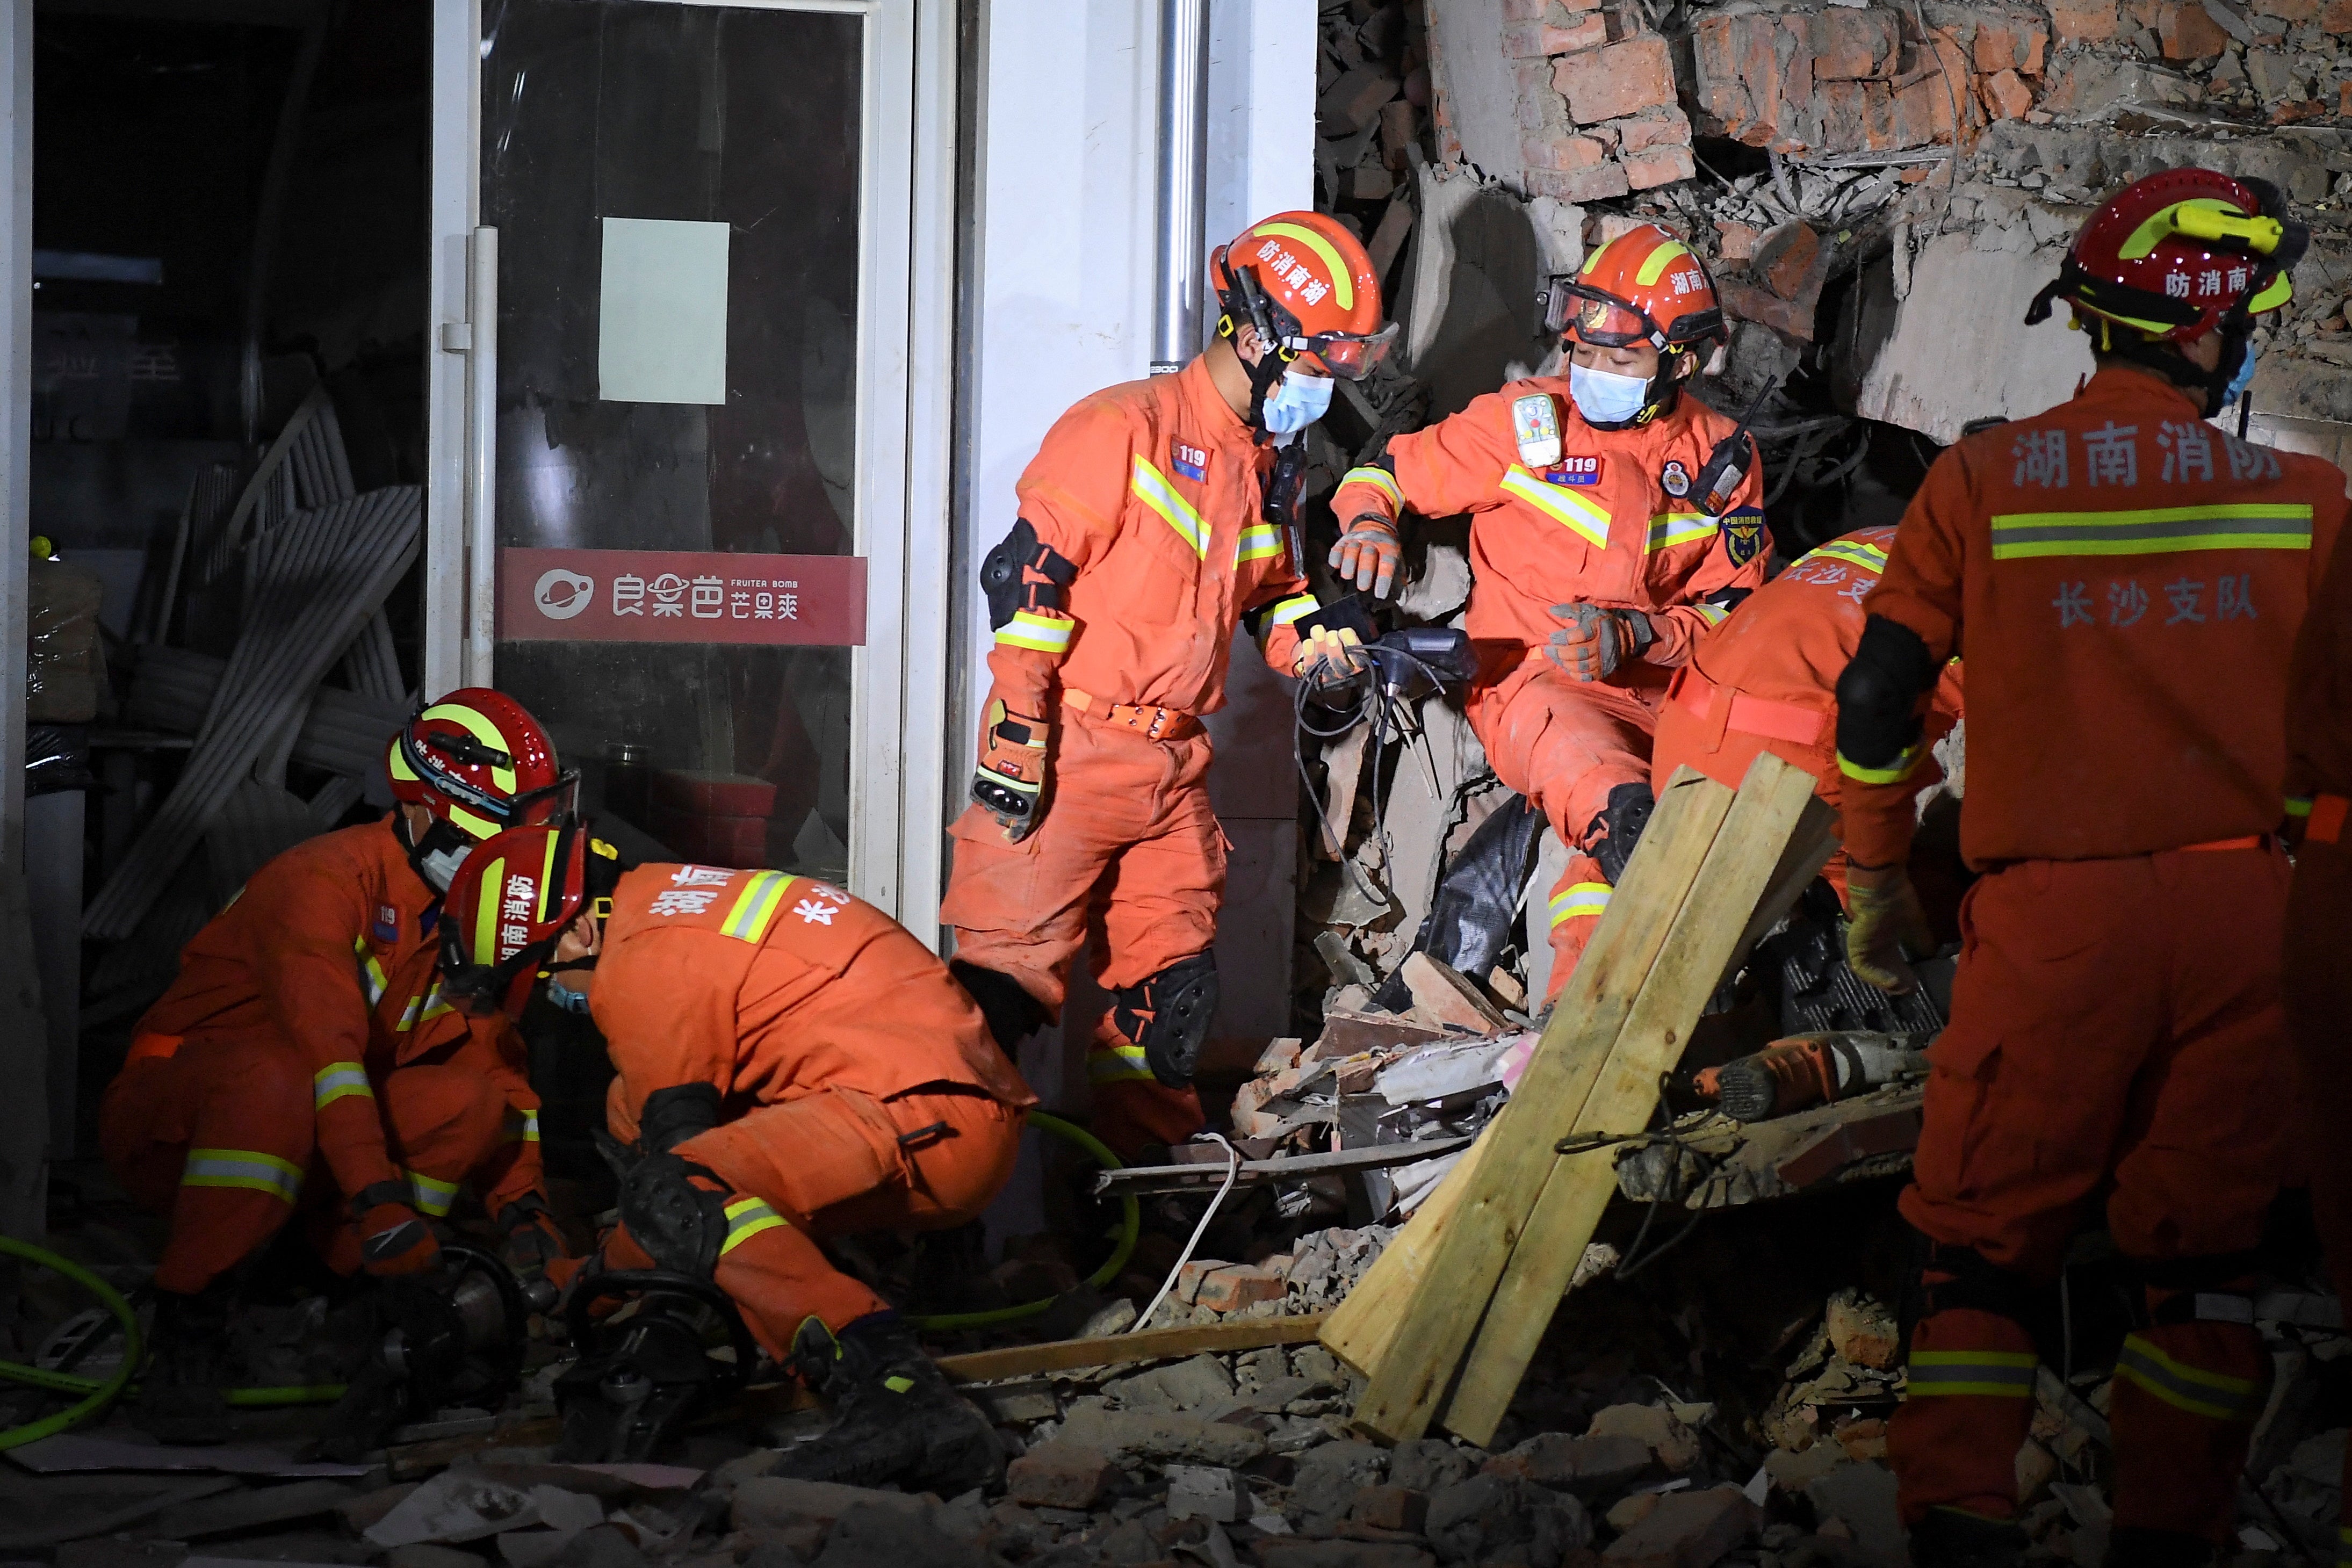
[1660,459,1691,498]
[1722,508,1767,567]
[1170,438,1208,483]
[372,904,400,944]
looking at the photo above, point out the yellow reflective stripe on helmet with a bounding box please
[1131,456,1209,559]
[352,937,389,1006]
[2116,1333,2263,1421]
[472,855,506,964]
[1269,593,1321,628]
[1251,220,1354,311]
[182,1147,304,1204]
[2250,271,2293,312]
[720,871,796,943]
[538,829,563,920]
[1549,883,1611,928]
[997,611,1073,653]
[1237,524,1285,564]
[1989,502,2312,559]
[1342,465,1404,511]
[503,1107,540,1144]
[720,1195,789,1255]
[1635,239,1694,287]
[1500,465,1611,549]
[417,700,520,794]
[1838,741,1923,786]
[1648,512,1719,553]
[407,1170,460,1218]
[1088,1042,1156,1085]
[1800,539,1889,574]
[314,1061,374,1110]
[1906,1349,2038,1398]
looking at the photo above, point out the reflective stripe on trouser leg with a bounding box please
[1888,1309,2040,1528]
[2110,1319,2269,1543]
[602,1200,888,1364]
[1542,854,1611,1005]
[159,1147,306,1294]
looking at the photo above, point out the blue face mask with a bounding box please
[1260,368,1334,435]
[2223,337,2258,406]
[1569,363,1652,426]
[547,973,593,1015]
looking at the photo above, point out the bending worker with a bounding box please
[1327,223,1769,997]
[100,692,578,1443]
[440,825,1035,1496]
[941,211,1393,1158]
[1836,169,2341,1568]
[1648,523,1963,909]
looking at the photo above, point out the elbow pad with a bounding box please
[1836,616,1938,784]
[980,519,1077,630]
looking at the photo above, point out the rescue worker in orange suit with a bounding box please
[441,825,1036,1494]
[1327,223,1769,998]
[99,692,580,1443]
[1834,170,2342,1568]
[1648,524,1964,908]
[941,211,1395,1159]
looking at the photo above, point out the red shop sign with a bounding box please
[499,548,867,646]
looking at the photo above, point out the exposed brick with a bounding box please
[1503,21,1548,57]
[1984,66,2035,118]
[1811,9,1901,78]
[1553,34,1676,124]
[1716,221,1761,262]
[1693,15,1794,145]
[2159,0,2231,55]
[1973,19,2051,73]
[1174,1258,1231,1304]
[1610,106,1693,151]
[1752,222,1820,301]
[1523,134,1611,170]
[1502,0,1553,20]
[1602,1485,1761,1568]
[1350,1486,1430,1534]
[2323,0,2352,28]
[2048,0,2123,39]
[2254,0,2318,18]
[2342,77,2352,112]
[1891,69,1960,146]
[1525,162,1632,201]
[1622,146,1697,189]
[1826,1290,1901,1370]
[1544,15,1611,52]
[1005,1442,1119,1511]
[1815,81,1875,150]
[1193,1263,1284,1314]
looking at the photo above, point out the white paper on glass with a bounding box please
[598,216,730,405]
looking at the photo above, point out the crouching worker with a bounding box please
[441,826,1037,1494]
[99,691,579,1443]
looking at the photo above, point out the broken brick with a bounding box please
[1752,222,1821,302]
[1610,107,1693,152]
[1973,19,2052,74]
[1622,146,1698,190]
[1553,34,1675,124]
[1484,1431,1652,1494]
[2048,0,2123,36]
[1716,221,1761,263]
[2253,0,2318,18]
[1721,280,1813,341]
[1350,1485,1430,1534]
[1983,67,2034,120]
[2158,0,2231,55]
[1319,66,1402,136]
[1525,162,1632,203]
[1588,1403,1702,1472]
[1602,1485,1761,1568]
[1004,1442,1120,1510]
[1826,1290,1900,1370]
[2324,0,2352,28]
[1545,15,1611,53]
[1810,9,1901,78]
[1522,134,1610,171]
[1193,1262,1285,1314]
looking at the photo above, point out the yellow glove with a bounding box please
[1845,864,1933,994]
[1292,625,1368,692]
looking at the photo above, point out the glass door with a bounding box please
[424,0,951,922]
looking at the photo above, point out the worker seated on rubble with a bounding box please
[1649,523,1964,912]
[100,692,582,1445]
[1326,222,1770,1006]
[439,824,1037,1495]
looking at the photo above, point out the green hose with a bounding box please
[0,1235,143,1450]
[907,1110,1141,1331]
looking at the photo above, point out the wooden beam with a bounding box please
[1338,768,1737,1441]
[1439,759,1831,1442]
[1321,1128,1491,1377]
[937,1312,1329,1383]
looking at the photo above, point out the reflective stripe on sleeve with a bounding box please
[1131,456,1209,559]
[720,871,796,943]
[1341,465,1404,511]
[2116,1333,2264,1421]
[1694,601,1733,627]
[394,984,456,1034]
[352,937,389,1006]
[1499,465,1611,549]
[720,1195,789,1255]
[407,1170,460,1217]
[313,1061,374,1111]
[1988,502,2312,560]
[1268,594,1321,628]
[1838,741,1924,786]
[503,1107,540,1144]
[996,611,1074,653]
[1647,513,1720,553]
[182,1147,304,1205]
[1237,524,1285,564]
[1548,883,1611,929]
[1904,1349,2038,1398]
[1087,1042,1157,1085]
[1800,538,1890,574]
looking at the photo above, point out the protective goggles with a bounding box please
[1278,320,1400,380]
[1541,280,1663,348]
[405,724,582,833]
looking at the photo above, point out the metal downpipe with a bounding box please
[1151,0,1210,375]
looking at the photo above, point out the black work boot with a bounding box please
[771,1313,1003,1495]
[136,1281,236,1445]
[1907,1507,2030,1568]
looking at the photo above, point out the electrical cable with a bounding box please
[906,1110,1141,1331]
[1131,1132,1239,1334]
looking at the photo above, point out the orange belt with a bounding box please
[126,1032,184,1064]
[1673,667,1831,748]
[1063,688,1201,742]
[2182,836,2269,852]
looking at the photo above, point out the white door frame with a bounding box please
[423,0,956,936]
[0,0,28,879]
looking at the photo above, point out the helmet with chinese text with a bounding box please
[386,689,578,893]
[1212,210,1397,386]
[1543,223,1726,353]
[438,823,623,1018]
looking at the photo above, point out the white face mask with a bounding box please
[1568,362,1651,425]
[1260,368,1334,435]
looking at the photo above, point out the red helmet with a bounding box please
[1543,223,1726,352]
[2026,168,2303,344]
[1213,211,1396,380]
[387,690,575,889]
[438,823,621,1017]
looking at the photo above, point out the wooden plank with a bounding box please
[1321,1128,1491,1376]
[1339,769,1738,1441]
[1440,758,1831,1443]
[936,1312,1329,1383]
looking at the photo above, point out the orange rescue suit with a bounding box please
[102,818,546,1293]
[1860,367,2348,1547]
[1650,524,1963,904]
[1331,377,1769,994]
[943,356,1314,1155]
[592,864,1036,1355]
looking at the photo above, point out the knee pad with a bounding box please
[613,1151,733,1282]
[949,960,1050,1054]
[1111,952,1220,1088]
[1583,782,1656,886]
[1835,617,1937,779]
[639,1083,723,1156]
[979,520,1076,630]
